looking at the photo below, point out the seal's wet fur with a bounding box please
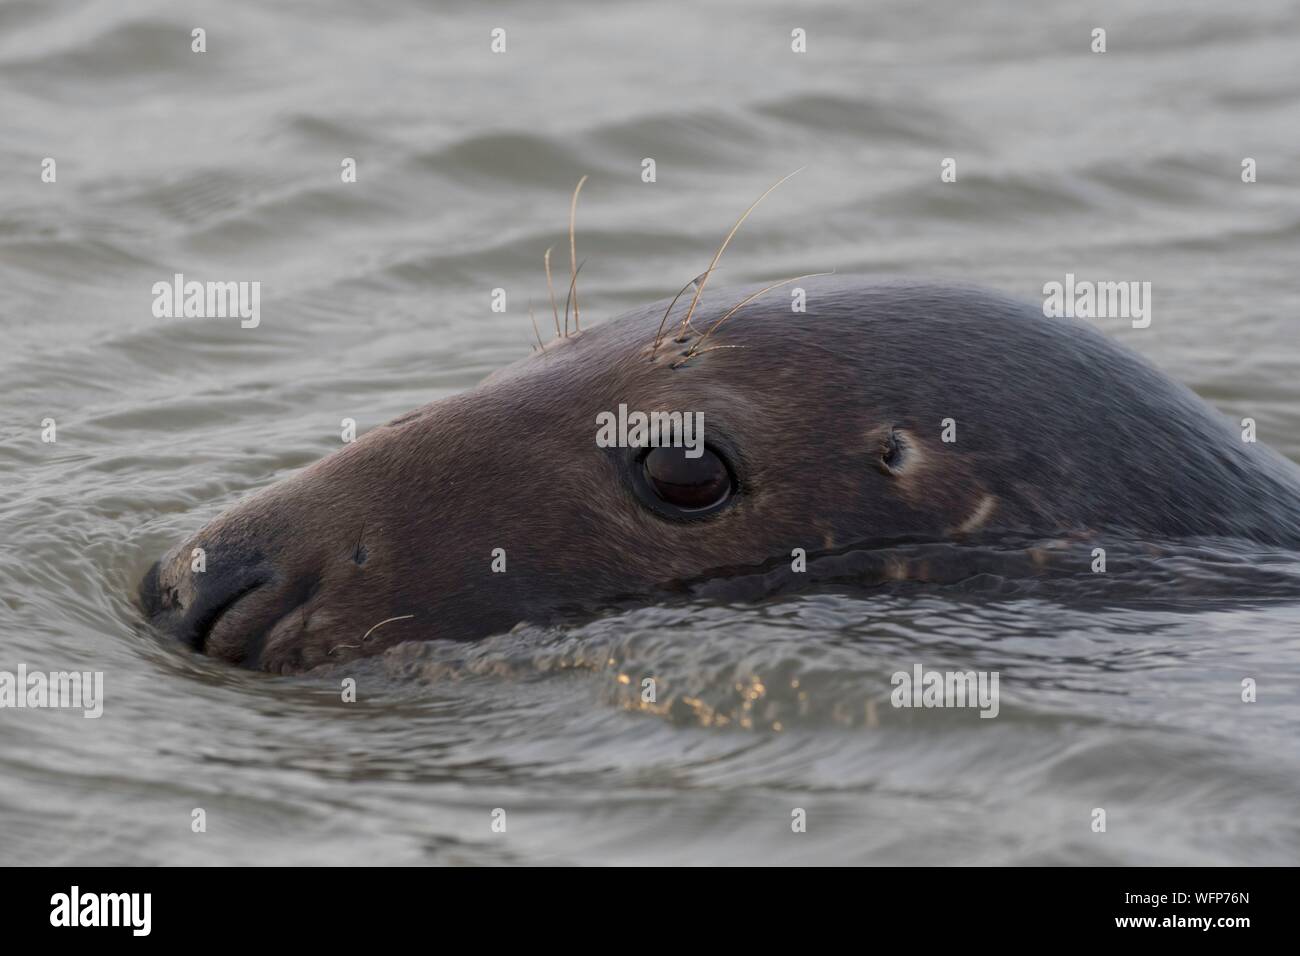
[140,277,1300,672]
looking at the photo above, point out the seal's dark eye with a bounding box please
[640,446,733,514]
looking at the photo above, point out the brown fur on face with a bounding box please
[140,277,1300,671]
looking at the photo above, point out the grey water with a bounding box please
[1,0,1299,865]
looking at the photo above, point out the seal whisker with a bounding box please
[651,270,711,356]
[563,258,588,337]
[686,270,834,358]
[362,614,414,642]
[568,175,589,333]
[528,300,545,351]
[676,168,804,341]
[670,344,746,369]
[327,613,416,657]
[543,246,561,339]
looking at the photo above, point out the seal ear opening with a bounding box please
[876,425,909,476]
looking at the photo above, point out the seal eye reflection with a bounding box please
[638,446,734,515]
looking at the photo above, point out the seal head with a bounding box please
[139,277,1300,672]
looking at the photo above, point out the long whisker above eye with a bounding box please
[563,258,588,336]
[529,301,545,351]
[685,270,834,359]
[544,246,561,339]
[569,175,589,332]
[651,270,711,356]
[676,168,804,341]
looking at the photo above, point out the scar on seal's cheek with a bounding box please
[955,494,999,534]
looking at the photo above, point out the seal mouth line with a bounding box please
[192,581,264,654]
[238,577,322,670]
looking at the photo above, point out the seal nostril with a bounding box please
[150,549,273,654]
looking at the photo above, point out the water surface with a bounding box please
[2,0,1299,864]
